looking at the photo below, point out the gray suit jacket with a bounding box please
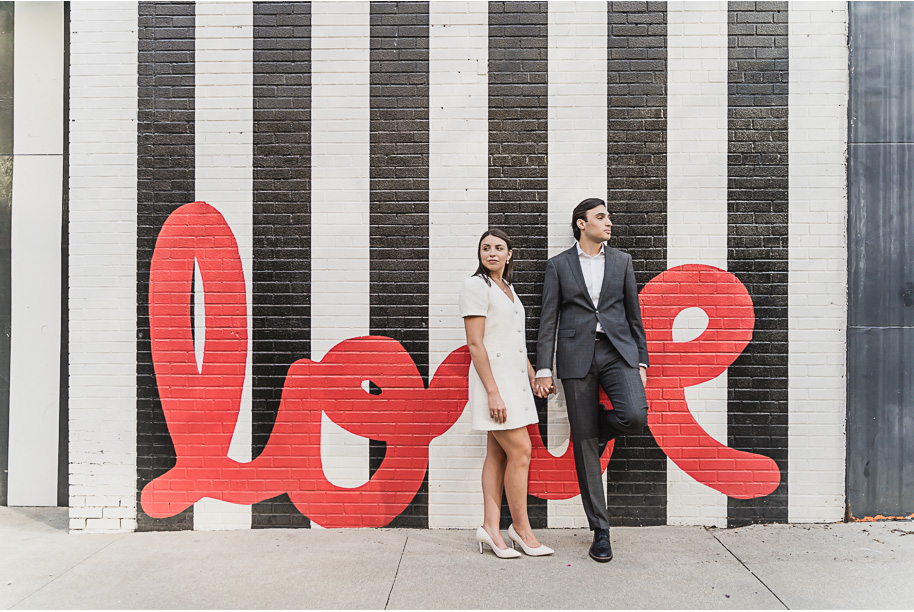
[535,245,649,379]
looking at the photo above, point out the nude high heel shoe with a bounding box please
[476,527,521,558]
[508,524,554,556]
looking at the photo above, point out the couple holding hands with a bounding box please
[459,198,650,563]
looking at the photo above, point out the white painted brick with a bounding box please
[788,1,848,525]
[68,2,138,533]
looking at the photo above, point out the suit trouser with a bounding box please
[561,335,648,530]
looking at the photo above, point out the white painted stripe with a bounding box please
[666,1,728,527]
[193,1,253,531]
[67,1,139,532]
[547,0,608,528]
[787,1,847,523]
[427,1,489,529]
[7,1,65,507]
[310,2,371,506]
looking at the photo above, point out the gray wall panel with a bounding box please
[849,3,914,144]
[847,143,914,328]
[847,327,914,517]
[848,1,914,519]
[0,1,12,507]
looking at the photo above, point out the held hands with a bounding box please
[488,390,508,424]
[533,376,556,399]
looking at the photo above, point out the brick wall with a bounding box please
[67,0,848,532]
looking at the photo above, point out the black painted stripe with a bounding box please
[727,1,789,527]
[136,1,195,531]
[605,1,668,527]
[488,1,548,530]
[369,1,430,528]
[0,1,13,507]
[58,2,69,507]
[251,1,311,529]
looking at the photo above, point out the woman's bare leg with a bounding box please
[481,431,509,548]
[492,427,542,547]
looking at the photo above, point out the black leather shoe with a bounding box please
[589,528,613,562]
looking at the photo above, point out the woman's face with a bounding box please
[480,235,512,276]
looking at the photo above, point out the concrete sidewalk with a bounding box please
[2,508,912,610]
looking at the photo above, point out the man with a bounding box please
[533,197,649,563]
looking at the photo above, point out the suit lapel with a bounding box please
[564,246,595,308]
[598,247,618,308]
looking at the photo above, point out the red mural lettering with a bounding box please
[638,265,780,499]
[142,203,779,526]
[141,202,470,527]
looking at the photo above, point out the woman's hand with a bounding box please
[488,391,507,424]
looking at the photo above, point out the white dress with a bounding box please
[458,275,539,431]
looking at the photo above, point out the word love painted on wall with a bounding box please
[142,203,780,527]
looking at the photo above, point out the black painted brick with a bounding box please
[251,1,311,529]
[727,1,789,527]
[605,0,668,527]
[369,1,430,528]
[136,1,194,532]
[488,1,548,530]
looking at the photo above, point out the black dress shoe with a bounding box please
[589,528,613,562]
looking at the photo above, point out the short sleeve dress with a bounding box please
[458,275,539,431]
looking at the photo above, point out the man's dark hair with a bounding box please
[571,198,607,241]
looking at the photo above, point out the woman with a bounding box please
[459,229,553,559]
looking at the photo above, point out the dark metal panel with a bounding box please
[848,1,914,519]
[0,2,11,155]
[847,327,914,517]
[849,3,914,144]
[57,2,69,507]
[0,1,13,507]
[847,143,914,328]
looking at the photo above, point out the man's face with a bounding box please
[578,204,612,243]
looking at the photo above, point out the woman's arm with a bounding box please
[464,316,507,424]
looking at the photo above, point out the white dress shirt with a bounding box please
[576,242,606,334]
[535,242,646,380]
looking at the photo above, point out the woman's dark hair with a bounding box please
[472,229,514,286]
[571,197,607,240]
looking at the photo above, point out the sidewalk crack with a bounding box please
[384,535,408,610]
[707,527,789,610]
[9,535,123,610]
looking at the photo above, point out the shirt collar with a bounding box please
[576,242,605,259]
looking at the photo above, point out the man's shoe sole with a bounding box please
[589,550,613,563]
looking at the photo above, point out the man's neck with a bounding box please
[577,237,604,257]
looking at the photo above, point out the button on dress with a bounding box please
[458,276,539,431]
